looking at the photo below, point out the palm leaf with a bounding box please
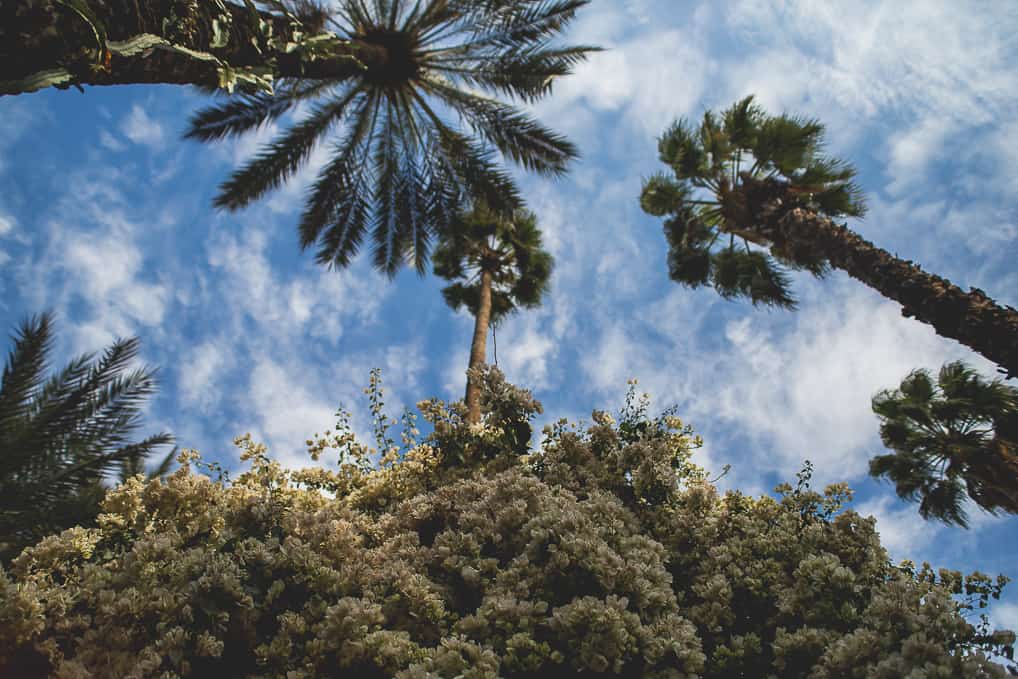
[185,80,337,142]
[215,86,363,210]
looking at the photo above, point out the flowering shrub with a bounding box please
[1,368,1014,677]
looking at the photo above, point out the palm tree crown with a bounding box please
[639,95,865,307]
[869,361,1018,527]
[0,313,173,563]
[186,0,595,276]
[433,206,552,325]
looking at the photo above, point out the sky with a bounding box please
[2,0,1018,636]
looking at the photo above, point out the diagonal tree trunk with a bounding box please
[740,175,1018,378]
[465,269,493,424]
[1,0,386,95]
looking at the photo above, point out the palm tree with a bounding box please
[183,0,593,277]
[869,361,1018,527]
[0,312,173,563]
[4,1,593,276]
[432,205,552,423]
[640,96,1018,378]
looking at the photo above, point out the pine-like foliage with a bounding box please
[639,95,865,307]
[186,0,595,277]
[870,361,1018,527]
[432,205,553,325]
[0,313,173,563]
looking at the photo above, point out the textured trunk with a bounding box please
[741,176,1018,378]
[465,270,493,424]
[1,0,384,94]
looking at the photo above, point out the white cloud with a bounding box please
[121,105,166,149]
[232,339,426,470]
[179,340,233,408]
[99,130,127,152]
[885,117,954,195]
[494,316,557,391]
[993,118,1018,196]
[992,601,1018,634]
[0,211,13,267]
[0,98,43,174]
[717,0,1017,185]
[10,164,172,351]
[539,28,715,140]
[579,275,997,489]
[205,224,384,340]
[705,279,989,483]
[241,355,339,468]
[856,495,939,560]
[442,335,472,401]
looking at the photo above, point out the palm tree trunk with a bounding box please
[465,269,494,424]
[742,176,1018,378]
[1,0,385,95]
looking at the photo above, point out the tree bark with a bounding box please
[1,0,385,94]
[740,175,1018,378]
[465,269,493,424]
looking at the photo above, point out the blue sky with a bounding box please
[2,0,1017,633]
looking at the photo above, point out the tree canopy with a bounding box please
[871,361,1018,527]
[433,206,553,326]
[2,369,1014,677]
[639,95,865,308]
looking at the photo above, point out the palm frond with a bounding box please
[420,76,576,174]
[657,119,708,181]
[184,80,336,142]
[299,90,378,268]
[870,361,1018,526]
[444,45,597,102]
[753,114,824,176]
[640,174,691,217]
[0,312,53,435]
[666,245,711,289]
[699,247,798,308]
[722,95,763,148]
[214,86,362,210]
[431,122,521,216]
[644,97,870,309]
[0,316,172,563]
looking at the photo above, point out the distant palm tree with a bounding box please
[0,313,173,563]
[183,0,595,276]
[870,361,1018,527]
[433,206,552,423]
[640,96,1018,377]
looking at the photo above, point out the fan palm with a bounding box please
[433,205,552,423]
[181,0,594,276]
[640,96,1018,377]
[0,312,173,563]
[870,361,1018,527]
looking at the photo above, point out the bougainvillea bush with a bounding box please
[2,368,1015,677]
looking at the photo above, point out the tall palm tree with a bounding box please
[640,96,1018,378]
[0,312,173,563]
[4,1,593,275]
[183,0,592,277]
[869,361,1018,527]
[432,205,552,423]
